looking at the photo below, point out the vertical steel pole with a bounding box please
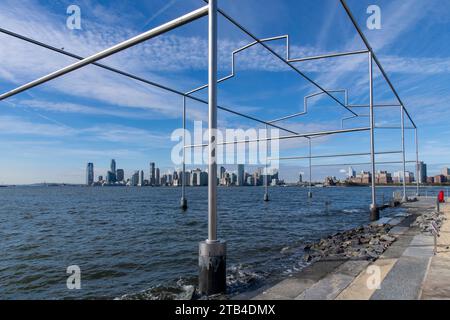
[264,124,269,201]
[181,95,188,210]
[308,138,312,198]
[208,0,218,242]
[199,0,226,296]
[401,105,407,202]
[415,128,420,196]
[369,52,379,220]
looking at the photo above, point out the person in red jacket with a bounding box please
[438,190,445,203]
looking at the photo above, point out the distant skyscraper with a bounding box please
[393,171,415,183]
[348,166,356,179]
[191,169,201,186]
[298,173,303,183]
[106,171,116,184]
[199,171,208,186]
[86,163,94,186]
[231,173,237,185]
[116,169,124,182]
[110,159,116,173]
[150,162,156,185]
[138,170,144,186]
[441,167,449,176]
[156,168,160,186]
[131,171,139,186]
[237,164,245,186]
[184,171,191,186]
[418,162,427,184]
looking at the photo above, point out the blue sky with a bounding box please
[0,0,449,184]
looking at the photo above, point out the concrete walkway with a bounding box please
[247,198,450,300]
[420,202,450,299]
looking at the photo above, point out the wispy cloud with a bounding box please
[0,115,172,147]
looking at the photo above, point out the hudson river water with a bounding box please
[0,185,431,299]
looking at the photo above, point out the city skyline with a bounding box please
[84,159,282,187]
[80,158,450,188]
[3,155,447,186]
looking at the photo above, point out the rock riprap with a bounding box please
[411,210,446,234]
[303,224,396,262]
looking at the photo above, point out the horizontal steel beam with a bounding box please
[310,160,416,168]
[268,111,307,124]
[269,150,403,161]
[0,5,209,101]
[184,127,371,148]
[304,89,346,100]
[288,49,369,63]
[348,104,401,108]
[375,126,415,130]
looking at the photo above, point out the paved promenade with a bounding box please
[244,197,449,300]
[421,201,450,299]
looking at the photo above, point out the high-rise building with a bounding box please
[185,171,190,186]
[116,169,124,182]
[361,171,372,184]
[375,171,392,184]
[191,169,201,186]
[393,171,414,183]
[298,173,303,183]
[160,174,168,186]
[231,173,237,185]
[110,159,116,173]
[271,169,279,181]
[86,163,94,186]
[106,171,116,184]
[156,168,160,186]
[441,167,450,176]
[199,171,208,186]
[237,164,245,186]
[348,166,356,179]
[131,171,139,186]
[150,162,156,186]
[418,162,427,184]
[138,170,144,186]
[220,166,226,179]
[435,175,447,184]
[253,172,259,186]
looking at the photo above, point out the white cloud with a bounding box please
[0,115,75,137]
[0,115,173,147]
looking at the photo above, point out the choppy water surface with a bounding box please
[0,186,422,299]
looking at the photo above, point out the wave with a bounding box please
[116,264,267,300]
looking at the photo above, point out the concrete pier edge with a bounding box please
[233,197,446,300]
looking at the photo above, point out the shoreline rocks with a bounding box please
[411,210,446,234]
[303,224,397,263]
